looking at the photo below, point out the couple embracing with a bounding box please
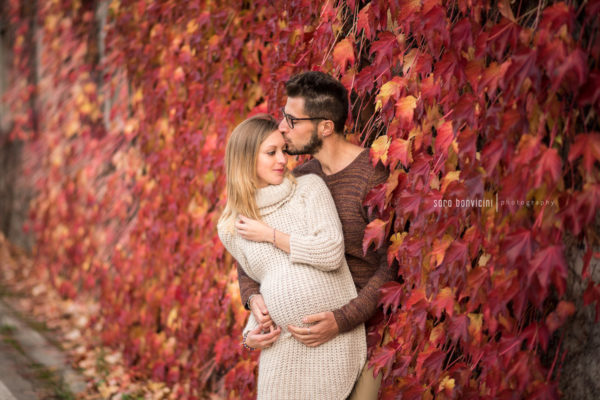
[218,71,395,399]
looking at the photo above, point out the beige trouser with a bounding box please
[347,362,382,400]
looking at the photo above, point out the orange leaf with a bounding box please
[395,95,417,130]
[435,121,454,157]
[389,138,412,169]
[432,287,454,318]
[498,0,516,22]
[430,235,453,267]
[546,301,575,332]
[333,37,355,74]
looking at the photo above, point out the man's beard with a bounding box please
[284,127,323,155]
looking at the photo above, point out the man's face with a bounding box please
[279,97,322,155]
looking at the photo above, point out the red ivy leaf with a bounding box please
[578,71,600,107]
[364,183,387,217]
[583,281,600,322]
[396,191,422,219]
[447,314,469,343]
[370,342,397,379]
[370,31,399,65]
[552,48,588,92]
[362,218,387,255]
[534,147,562,187]
[528,245,567,290]
[503,229,533,263]
[405,288,428,309]
[568,133,600,174]
[422,350,445,376]
[540,2,575,32]
[379,281,403,313]
[356,3,375,40]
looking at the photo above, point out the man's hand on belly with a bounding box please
[250,294,274,330]
[287,311,339,347]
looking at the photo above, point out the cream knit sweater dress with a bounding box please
[218,174,366,400]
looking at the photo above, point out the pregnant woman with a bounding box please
[217,114,366,399]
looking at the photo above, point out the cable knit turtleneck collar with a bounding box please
[255,177,295,216]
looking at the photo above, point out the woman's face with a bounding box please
[255,130,287,188]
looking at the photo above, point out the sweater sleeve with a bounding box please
[332,163,397,333]
[288,175,345,271]
[333,250,397,333]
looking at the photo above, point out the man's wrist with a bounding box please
[246,293,259,310]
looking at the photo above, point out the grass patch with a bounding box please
[0,323,16,335]
[121,395,145,400]
[0,324,26,355]
[0,312,76,399]
[30,362,75,400]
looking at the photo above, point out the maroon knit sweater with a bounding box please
[237,149,394,333]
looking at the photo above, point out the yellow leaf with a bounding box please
[208,35,220,47]
[430,323,445,345]
[167,307,177,328]
[430,173,440,190]
[387,232,408,264]
[79,101,92,115]
[174,66,185,82]
[65,119,80,138]
[375,78,403,111]
[403,48,418,76]
[439,375,456,392]
[441,170,460,193]
[431,234,453,267]
[83,82,96,95]
[370,135,391,166]
[187,20,198,34]
[478,253,491,266]
[468,313,483,343]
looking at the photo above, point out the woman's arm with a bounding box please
[235,215,291,253]
[236,175,345,271]
[287,175,345,270]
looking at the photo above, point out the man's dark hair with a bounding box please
[285,71,349,134]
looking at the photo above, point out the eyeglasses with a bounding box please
[281,108,328,129]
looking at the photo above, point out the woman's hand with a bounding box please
[245,325,281,350]
[249,294,274,331]
[235,215,272,243]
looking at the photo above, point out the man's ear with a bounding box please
[319,120,335,137]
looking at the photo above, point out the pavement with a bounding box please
[0,300,86,399]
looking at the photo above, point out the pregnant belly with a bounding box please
[260,265,353,329]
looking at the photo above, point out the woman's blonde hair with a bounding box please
[220,114,291,227]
